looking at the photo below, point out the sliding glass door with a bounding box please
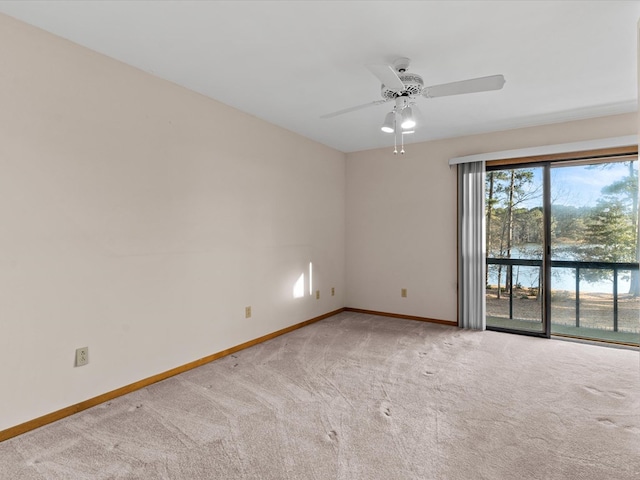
[486,156,639,345]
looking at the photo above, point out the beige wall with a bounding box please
[0,14,346,431]
[345,113,637,321]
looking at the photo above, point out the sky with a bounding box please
[516,160,637,208]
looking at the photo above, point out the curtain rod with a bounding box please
[448,135,637,166]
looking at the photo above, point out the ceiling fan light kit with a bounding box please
[322,57,506,154]
[380,97,414,132]
[381,111,395,133]
[400,106,415,129]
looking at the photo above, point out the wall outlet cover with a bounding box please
[75,347,89,367]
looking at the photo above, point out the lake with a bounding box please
[487,244,635,294]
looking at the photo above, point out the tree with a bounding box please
[485,171,508,285]
[485,168,539,298]
[601,162,639,295]
[551,205,587,243]
[580,199,636,261]
[513,207,543,244]
[577,161,639,295]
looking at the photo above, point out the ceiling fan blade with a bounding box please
[366,64,405,91]
[320,99,390,119]
[423,74,506,98]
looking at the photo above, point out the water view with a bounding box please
[487,244,633,293]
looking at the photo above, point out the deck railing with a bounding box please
[487,257,639,332]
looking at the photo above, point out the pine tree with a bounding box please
[578,161,638,295]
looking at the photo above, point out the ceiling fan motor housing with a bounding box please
[381,73,424,100]
[392,57,411,73]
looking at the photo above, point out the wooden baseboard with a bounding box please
[0,308,345,443]
[344,307,458,326]
[1,306,454,442]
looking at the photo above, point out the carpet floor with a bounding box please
[1,311,639,479]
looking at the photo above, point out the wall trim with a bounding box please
[344,308,458,326]
[486,145,637,168]
[0,308,345,443]
[448,134,637,165]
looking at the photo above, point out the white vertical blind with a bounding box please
[458,161,486,330]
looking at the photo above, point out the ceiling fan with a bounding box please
[321,57,506,153]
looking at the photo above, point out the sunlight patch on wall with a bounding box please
[309,262,313,296]
[293,273,305,299]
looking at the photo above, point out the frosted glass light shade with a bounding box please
[381,111,395,133]
[401,107,415,129]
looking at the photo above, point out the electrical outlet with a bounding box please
[245,306,252,318]
[331,287,335,296]
[75,347,89,367]
[401,288,407,298]
[316,290,320,300]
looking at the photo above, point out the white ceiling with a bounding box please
[0,1,639,153]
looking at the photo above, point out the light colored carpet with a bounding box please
[1,311,638,479]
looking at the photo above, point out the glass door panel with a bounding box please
[550,160,639,345]
[485,166,546,334]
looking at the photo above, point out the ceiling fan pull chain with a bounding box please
[393,115,398,155]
